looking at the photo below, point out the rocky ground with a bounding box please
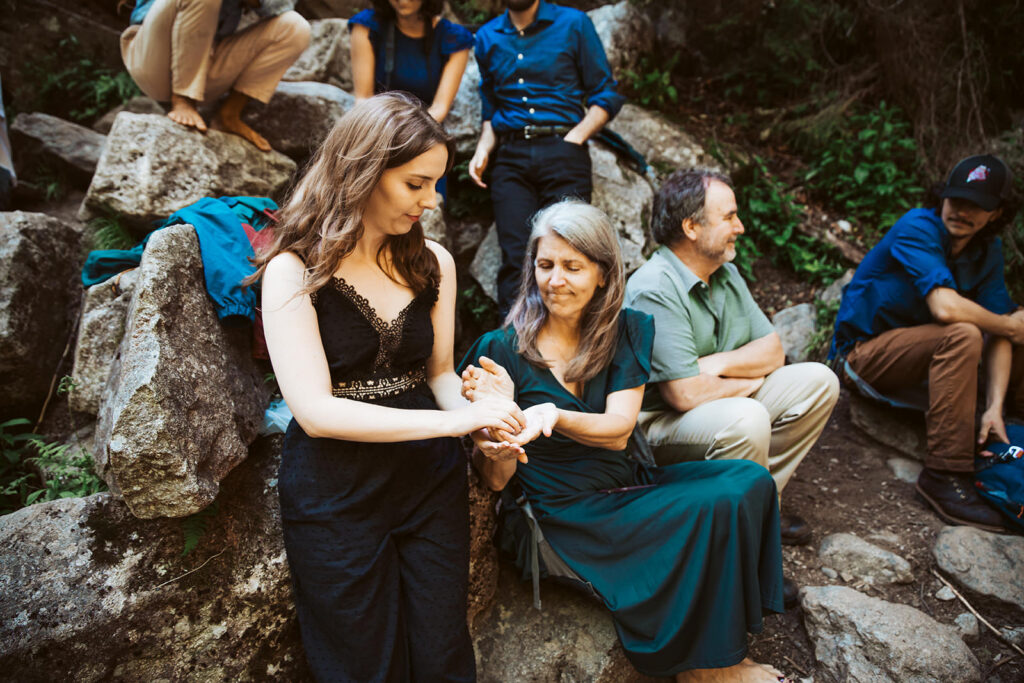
[3,2,1024,681]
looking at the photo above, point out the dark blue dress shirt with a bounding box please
[349,10,473,106]
[830,207,1017,360]
[474,0,624,132]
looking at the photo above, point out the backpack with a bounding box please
[975,422,1024,530]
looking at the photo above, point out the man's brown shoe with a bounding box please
[916,468,1007,532]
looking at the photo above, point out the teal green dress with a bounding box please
[460,309,784,677]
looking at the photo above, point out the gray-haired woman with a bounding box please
[460,199,790,682]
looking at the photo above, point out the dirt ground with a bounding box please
[747,389,1024,682]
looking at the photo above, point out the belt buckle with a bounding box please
[523,125,534,140]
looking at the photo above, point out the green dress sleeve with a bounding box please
[457,327,521,386]
[605,308,655,394]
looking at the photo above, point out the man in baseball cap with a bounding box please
[829,154,1023,531]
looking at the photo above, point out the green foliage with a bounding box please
[57,375,79,396]
[459,282,499,333]
[88,211,135,251]
[448,0,493,26]
[623,54,679,110]
[25,35,141,124]
[1,419,106,515]
[737,157,844,282]
[807,296,841,362]
[182,501,220,556]
[447,159,492,221]
[803,102,922,235]
[19,161,69,203]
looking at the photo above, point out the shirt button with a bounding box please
[518,78,524,84]
[529,107,535,114]
[519,30,524,36]
[522,96,528,102]
[517,53,523,60]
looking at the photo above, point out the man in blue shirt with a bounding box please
[831,154,1024,531]
[468,0,624,314]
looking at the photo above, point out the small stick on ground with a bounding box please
[782,655,809,677]
[931,569,1024,658]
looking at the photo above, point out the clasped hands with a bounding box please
[461,356,558,464]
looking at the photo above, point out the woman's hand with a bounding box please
[499,402,558,447]
[462,356,515,402]
[471,429,528,464]
[448,397,526,438]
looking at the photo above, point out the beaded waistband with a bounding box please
[331,368,427,400]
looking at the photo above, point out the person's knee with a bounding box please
[942,321,984,357]
[796,362,840,406]
[274,11,312,53]
[715,400,771,459]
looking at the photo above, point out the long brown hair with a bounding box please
[506,199,626,385]
[248,92,455,296]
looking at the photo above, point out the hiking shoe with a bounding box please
[916,468,1007,532]
[780,513,812,545]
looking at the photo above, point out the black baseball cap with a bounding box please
[941,154,1013,211]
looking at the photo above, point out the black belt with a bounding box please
[498,125,573,145]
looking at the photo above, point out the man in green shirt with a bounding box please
[625,168,839,545]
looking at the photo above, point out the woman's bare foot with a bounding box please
[215,90,272,152]
[676,657,789,683]
[168,94,207,132]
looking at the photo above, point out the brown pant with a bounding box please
[846,323,1024,472]
[120,0,310,104]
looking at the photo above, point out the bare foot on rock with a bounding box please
[677,658,789,683]
[168,94,207,132]
[215,90,272,152]
[215,115,272,152]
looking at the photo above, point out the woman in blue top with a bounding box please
[460,199,790,682]
[349,0,473,123]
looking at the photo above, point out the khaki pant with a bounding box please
[845,322,1024,472]
[120,0,310,104]
[639,362,839,493]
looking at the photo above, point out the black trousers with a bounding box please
[490,136,593,315]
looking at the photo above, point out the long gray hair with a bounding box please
[506,199,625,384]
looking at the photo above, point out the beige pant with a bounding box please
[639,362,839,493]
[120,0,310,104]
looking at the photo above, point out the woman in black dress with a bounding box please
[252,92,524,682]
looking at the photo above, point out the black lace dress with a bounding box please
[278,277,475,683]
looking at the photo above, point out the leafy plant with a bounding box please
[447,159,492,221]
[459,282,499,333]
[623,54,680,110]
[57,375,79,396]
[803,101,922,235]
[1,419,106,515]
[88,210,136,251]
[24,35,141,124]
[737,156,844,282]
[182,501,220,556]
[807,296,841,362]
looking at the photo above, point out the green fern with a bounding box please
[89,212,135,251]
[182,501,220,556]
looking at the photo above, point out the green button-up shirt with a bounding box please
[624,246,775,412]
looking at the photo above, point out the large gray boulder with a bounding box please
[773,303,817,363]
[445,53,483,157]
[590,143,652,274]
[0,437,311,682]
[0,212,82,420]
[800,585,981,682]
[80,112,296,230]
[472,563,656,682]
[588,1,655,79]
[243,81,355,159]
[93,225,270,519]
[92,95,165,135]
[282,18,352,90]
[607,104,717,178]
[469,224,500,303]
[849,394,926,460]
[68,270,139,416]
[818,532,914,586]
[11,112,107,188]
[933,526,1024,609]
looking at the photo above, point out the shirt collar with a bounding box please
[656,245,718,293]
[496,0,556,34]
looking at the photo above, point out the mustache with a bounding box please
[949,215,974,227]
